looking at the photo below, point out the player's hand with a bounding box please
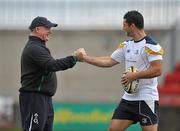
[121,72,137,86]
[121,72,129,86]
[73,48,87,62]
[77,48,87,56]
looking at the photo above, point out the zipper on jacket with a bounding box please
[38,75,45,91]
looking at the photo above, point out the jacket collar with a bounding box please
[29,35,46,44]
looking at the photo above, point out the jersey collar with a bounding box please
[134,36,147,43]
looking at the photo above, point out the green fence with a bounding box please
[53,103,141,131]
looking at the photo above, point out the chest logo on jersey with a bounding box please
[134,50,139,55]
[127,49,130,53]
[127,49,139,55]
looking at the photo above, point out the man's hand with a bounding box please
[121,72,137,86]
[73,48,87,62]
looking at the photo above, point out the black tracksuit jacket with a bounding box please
[19,36,76,96]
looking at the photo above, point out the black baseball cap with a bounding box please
[29,16,58,30]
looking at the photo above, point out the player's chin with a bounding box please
[126,32,131,37]
[44,34,50,41]
[44,37,49,41]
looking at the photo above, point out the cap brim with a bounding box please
[46,23,58,28]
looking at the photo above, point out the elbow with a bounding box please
[107,63,114,68]
[103,59,117,68]
[155,68,162,77]
[102,62,114,68]
[96,61,114,68]
[97,64,112,68]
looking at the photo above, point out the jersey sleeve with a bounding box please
[111,42,126,63]
[145,43,164,62]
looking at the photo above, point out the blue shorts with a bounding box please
[112,99,159,126]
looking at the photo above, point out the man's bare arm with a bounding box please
[74,48,119,67]
[121,60,163,86]
[83,55,118,67]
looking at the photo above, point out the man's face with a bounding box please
[35,26,52,41]
[122,19,133,37]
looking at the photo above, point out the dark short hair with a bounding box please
[123,10,144,29]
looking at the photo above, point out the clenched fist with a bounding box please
[73,48,87,62]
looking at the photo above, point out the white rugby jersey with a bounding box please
[111,36,164,101]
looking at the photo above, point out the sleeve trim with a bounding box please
[117,42,125,49]
[145,46,164,56]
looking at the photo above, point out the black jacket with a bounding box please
[20,36,76,96]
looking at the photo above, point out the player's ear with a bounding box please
[35,27,40,33]
[131,23,136,29]
[36,27,39,31]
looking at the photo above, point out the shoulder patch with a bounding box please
[145,36,157,45]
[145,44,164,56]
[117,42,125,49]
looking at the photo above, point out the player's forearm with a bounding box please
[83,56,112,67]
[135,66,162,79]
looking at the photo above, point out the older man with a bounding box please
[19,16,81,131]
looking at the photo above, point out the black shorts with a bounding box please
[112,99,159,126]
[19,92,54,131]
